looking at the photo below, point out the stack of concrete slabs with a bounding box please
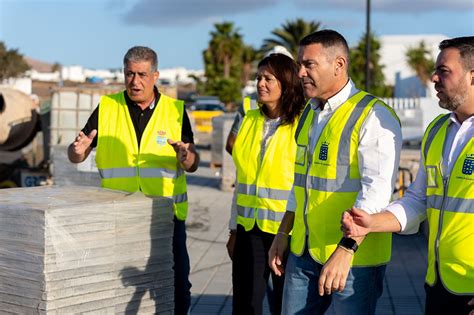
[0,186,175,314]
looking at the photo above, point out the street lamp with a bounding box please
[365,0,371,91]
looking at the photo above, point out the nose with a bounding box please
[257,79,265,88]
[431,71,439,83]
[130,74,139,85]
[298,65,307,78]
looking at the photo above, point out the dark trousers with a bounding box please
[173,216,192,315]
[232,225,285,315]
[425,280,473,315]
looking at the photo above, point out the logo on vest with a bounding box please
[462,154,474,175]
[156,130,167,146]
[319,142,329,161]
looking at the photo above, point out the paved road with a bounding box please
[186,149,427,315]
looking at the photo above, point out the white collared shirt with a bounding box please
[387,113,474,234]
[286,79,403,214]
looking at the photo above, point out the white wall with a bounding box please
[0,78,32,94]
[29,70,60,82]
[159,67,204,85]
[379,34,446,86]
[61,65,86,82]
[379,34,447,97]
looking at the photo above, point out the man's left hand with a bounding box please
[167,139,199,172]
[318,247,353,296]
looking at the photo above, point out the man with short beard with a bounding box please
[341,36,474,315]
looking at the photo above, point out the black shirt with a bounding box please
[82,88,194,148]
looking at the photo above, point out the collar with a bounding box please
[125,86,160,110]
[449,112,474,127]
[310,79,359,112]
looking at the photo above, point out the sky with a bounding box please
[0,0,473,71]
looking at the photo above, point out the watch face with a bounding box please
[339,237,358,252]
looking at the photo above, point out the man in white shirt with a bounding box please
[341,36,474,315]
[268,29,402,314]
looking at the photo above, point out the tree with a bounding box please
[0,42,30,82]
[262,18,322,58]
[405,41,435,86]
[52,62,62,73]
[188,74,206,96]
[204,22,243,79]
[206,78,242,106]
[350,33,392,97]
[241,45,260,87]
[203,22,255,107]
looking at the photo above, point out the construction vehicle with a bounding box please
[0,87,48,188]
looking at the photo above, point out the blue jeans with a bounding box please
[173,216,192,315]
[282,249,386,315]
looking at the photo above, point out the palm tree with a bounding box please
[241,45,260,86]
[203,22,246,107]
[350,32,392,97]
[406,41,435,86]
[206,22,243,79]
[261,18,322,58]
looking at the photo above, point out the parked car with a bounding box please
[188,98,225,134]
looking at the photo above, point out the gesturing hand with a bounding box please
[167,139,190,164]
[341,207,372,238]
[71,129,97,155]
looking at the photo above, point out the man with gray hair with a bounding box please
[68,46,199,314]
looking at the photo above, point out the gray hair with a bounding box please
[123,46,158,72]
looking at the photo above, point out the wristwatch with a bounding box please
[338,237,359,253]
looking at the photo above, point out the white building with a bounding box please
[29,69,60,82]
[0,77,32,95]
[379,34,447,98]
[158,67,204,85]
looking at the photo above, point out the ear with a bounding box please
[154,70,160,82]
[471,70,474,85]
[334,56,347,76]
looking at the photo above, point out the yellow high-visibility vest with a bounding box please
[243,96,258,114]
[291,91,400,266]
[422,114,474,294]
[96,91,188,220]
[233,108,299,234]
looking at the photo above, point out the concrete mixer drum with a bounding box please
[0,87,40,151]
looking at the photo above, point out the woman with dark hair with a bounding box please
[227,53,306,315]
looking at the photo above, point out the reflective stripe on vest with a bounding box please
[236,205,286,222]
[422,114,474,294]
[423,114,450,161]
[98,167,183,179]
[291,91,397,266]
[237,183,291,200]
[293,173,361,192]
[173,192,188,204]
[427,195,474,214]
